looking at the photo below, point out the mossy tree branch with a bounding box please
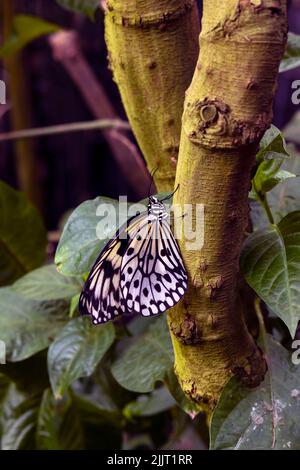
[105,0,200,192]
[170,0,287,411]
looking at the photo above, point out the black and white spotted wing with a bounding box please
[121,217,187,316]
[79,213,144,325]
[79,196,188,325]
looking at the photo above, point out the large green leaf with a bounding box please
[0,15,60,59]
[36,389,84,450]
[280,32,300,73]
[111,316,173,394]
[1,384,41,450]
[241,211,300,337]
[12,264,82,301]
[56,0,100,20]
[211,336,300,450]
[0,181,47,286]
[0,288,68,362]
[48,317,115,399]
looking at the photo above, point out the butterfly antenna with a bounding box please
[161,184,180,202]
[148,167,159,198]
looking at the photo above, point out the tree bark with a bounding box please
[105,0,200,192]
[169,0,287,411]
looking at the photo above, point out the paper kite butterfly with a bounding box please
[79,192,188,325]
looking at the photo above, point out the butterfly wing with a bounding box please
[120,217,188,316]
[79,213,146,324]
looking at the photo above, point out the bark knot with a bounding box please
[170,316,202,345]
[184,95,270,149]
[231,345,267,388]
[184,97,230,147]
[205,276,224,300]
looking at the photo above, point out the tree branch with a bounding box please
[170,0,287,411]
[105,0,200,192]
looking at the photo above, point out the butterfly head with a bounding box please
[148,196,166,219]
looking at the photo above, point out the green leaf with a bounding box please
[111,316,173,394]
[264,170,297,192]
[0,15,60,59]
[69,293,80,317]
[0,181,47,286]
[241,211,300,337]
[1,384,41,450]
[254,164,296,196]
[48,317,115,399]
[112,314,198,415]
[55,196,129,276]
[56,0,100,20]
[280,32,300,73]
[256,125,289,163]
[93,363,134,413]
[124,387,176,419]
[0,288,68,362]
[252,126,292,196]
[211,336,300,450]
[36,389,84,450]
[252,126,293,204]
[12,264,82,301]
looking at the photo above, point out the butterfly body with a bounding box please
[79,195,187,325]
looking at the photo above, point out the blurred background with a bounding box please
[0,0,299,229]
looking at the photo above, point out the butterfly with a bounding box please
[79,192,188,325]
